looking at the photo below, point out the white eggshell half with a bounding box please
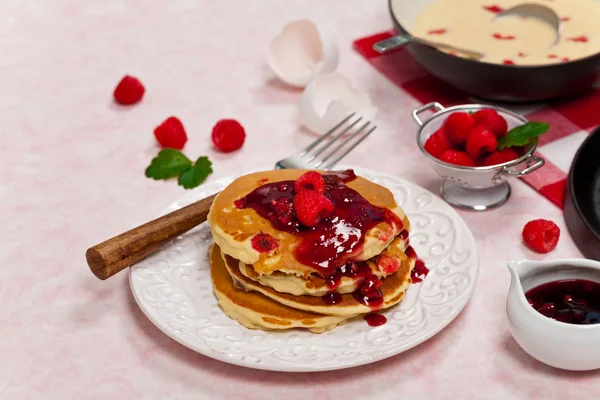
[267,20,339,88]
[299,73,378,134]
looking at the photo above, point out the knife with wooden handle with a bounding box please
[86,192,218,280]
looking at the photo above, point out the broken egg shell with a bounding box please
[267,20,339,88]
[299,73,377,135]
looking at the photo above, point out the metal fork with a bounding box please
[275,113,377,170]
[87,113,376,280]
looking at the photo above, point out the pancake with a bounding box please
[222,250,415,317]
[210,245,353,333]
[238,234,410,296]
[208,169,407,277]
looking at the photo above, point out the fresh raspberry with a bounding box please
[513,145,527,157]
[113,75,145,105]
[474,157,487,167]
[377,254,400,275]
[294,171,326,194]
[440,150,476,167]
[424,127,452,159]
[483,148,519,166]
[444,112,475,145]
[293,190,334,227]
[522,219,560,253]
[251,233,279,253]
[211,119,246,152]
[466,126,498,159]
[473,108,508,138]
[153,117,187,149]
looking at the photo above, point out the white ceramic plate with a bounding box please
[129,166,479,372]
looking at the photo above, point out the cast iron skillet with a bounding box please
[564,127,600,261]
[388,0,600,102]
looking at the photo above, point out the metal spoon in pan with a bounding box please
[373,3,561,57]
[495,3,562,47]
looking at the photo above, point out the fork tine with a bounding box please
[315,120,370,166]
[301,113,355,155]
[319,124,377,169]
[305,116,363,163]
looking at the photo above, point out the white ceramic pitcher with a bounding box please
[506,258,600,371]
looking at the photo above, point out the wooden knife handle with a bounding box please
[86,192,218,280]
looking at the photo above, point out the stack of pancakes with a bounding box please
[207,169,416,333]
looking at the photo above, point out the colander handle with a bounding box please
[412,102,446,126]
[493,155,545,184]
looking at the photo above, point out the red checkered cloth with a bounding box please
[353,31,600,209]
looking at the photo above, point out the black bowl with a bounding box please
[564,127,600,260]
[388,0,600,102]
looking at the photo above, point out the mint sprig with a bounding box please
[145,149,192,179]
[178,156,213,189]
[145,149,213,189]
[498,122,550,150]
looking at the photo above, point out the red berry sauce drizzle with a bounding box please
[236,170,430,326]
[405,245,430,284]
[493,33,516,40]
[236,170,402,272]
[483,5,503,13]
[568,35,589,43]
[427,28,447,35]
[364,313,387,327]
[525,279,600,325]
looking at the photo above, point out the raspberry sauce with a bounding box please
[352,284,384,309]
[483,5,503,13]
[238,170,420,325]
[322,292,342,305]
[427,28,447,35]
[364,313,387,327]
[525,279,600,325]
[325,261,372,290]
[236,170,403,273]
[320,261,385,310]
[405,245,430,284]
[411,260,429,284]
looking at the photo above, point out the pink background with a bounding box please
[2,1,599,399]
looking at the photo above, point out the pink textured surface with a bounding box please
[2,1,599,399]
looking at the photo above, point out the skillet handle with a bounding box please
[412,102,446,126]
[372,35,413,54]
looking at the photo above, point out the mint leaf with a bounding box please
[178,156,213,189]
[145,149,192,179]
[497,122,550,150]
